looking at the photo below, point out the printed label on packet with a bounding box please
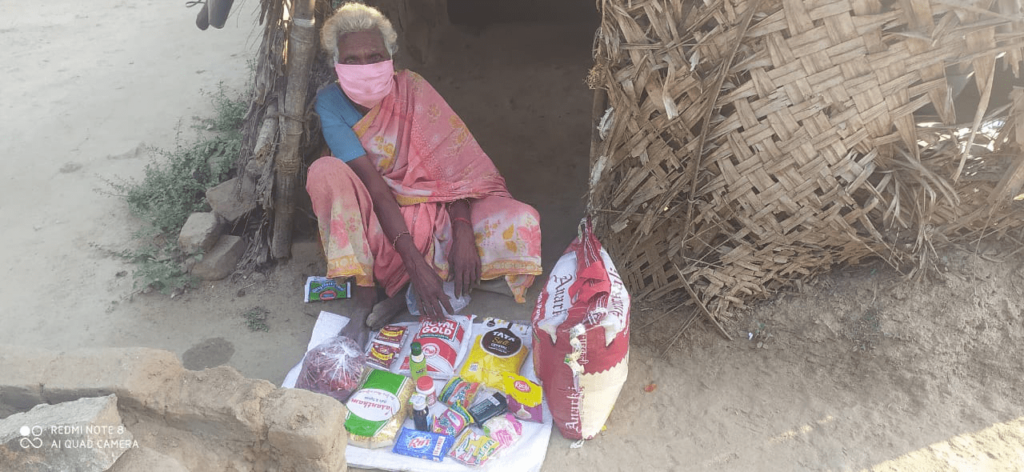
[392,428,453,462]
[304,276,351,302]
[347,389,400,423]
[449,428,500,466]
[400,316,471,377]
[373,325,408,347]
[366,342,401,370]
[481,327,523,357]
[431,405,469,437]
[503,373,544,422]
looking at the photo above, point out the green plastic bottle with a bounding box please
[409,341,427,382]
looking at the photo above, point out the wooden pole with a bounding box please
[271,0,317,260]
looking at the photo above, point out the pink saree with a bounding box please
[307,70,542,303]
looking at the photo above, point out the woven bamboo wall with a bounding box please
[588,0,1024,319]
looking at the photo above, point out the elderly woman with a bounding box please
[306,4,542,337]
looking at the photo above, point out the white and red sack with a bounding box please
[532,218,629,441]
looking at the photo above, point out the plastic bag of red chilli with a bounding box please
[391,427,454,462]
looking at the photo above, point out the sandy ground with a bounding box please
[3,1,1024,471]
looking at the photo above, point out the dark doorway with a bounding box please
[411,1,600,266]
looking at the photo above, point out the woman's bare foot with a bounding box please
[337,284,376,348]
[475,277,515,298]
[365,290,408,331]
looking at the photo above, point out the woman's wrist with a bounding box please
[395,236,420,265]
[447,198,472,218]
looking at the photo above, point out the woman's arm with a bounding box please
[315,87,367,162]
[346,156,454,321]
[447,199,481,298]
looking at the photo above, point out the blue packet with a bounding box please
[392,427,454,462]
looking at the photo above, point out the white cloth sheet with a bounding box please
[282,311,552,472]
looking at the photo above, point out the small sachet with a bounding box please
[304,276,351,302]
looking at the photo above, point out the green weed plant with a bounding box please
[110,83,247,294]
[243,307,270,332]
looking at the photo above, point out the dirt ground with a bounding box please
[3,1,1024,471]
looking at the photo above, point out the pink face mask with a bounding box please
[334,60,395,109]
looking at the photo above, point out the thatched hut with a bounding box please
[587,0,1024,333]
[235,0,1024,334]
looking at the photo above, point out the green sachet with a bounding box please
[304,276,351,302]
[344,369,413,449]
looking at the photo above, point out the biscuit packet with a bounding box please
[438,377,480,408]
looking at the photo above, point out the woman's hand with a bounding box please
[347,156,453,322]
[449,220,481,299]
[408,256,453,322]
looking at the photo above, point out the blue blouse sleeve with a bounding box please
[315,85,366,163]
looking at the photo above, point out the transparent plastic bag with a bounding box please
[295,336,366,402]
[406,280,471,317]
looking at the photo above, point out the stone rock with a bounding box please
[190,235,245,281]
[264,388,347,461]
[0,345,350,472]
[206,177,257,223]
[178,212,224,256]
[107,446,189,472]
[39,347,185,411]
[0,345,60,417]
[0,394,136,472]
[162,366,274,440]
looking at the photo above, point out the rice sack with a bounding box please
[532,219,630,441]
[458,318,530,390]
[344,369,414,449]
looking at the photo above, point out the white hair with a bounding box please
[321,3,399,63]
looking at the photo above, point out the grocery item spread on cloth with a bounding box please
[459,318,530,390]
[503,373,544,423]
[392,427,454,462]
[294,336,365,402]
[399,314,473,379]
[366,325,409,370]
[345,369,414,449]
[282,311,553,471]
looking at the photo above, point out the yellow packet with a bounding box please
[503,373,544,423]
[459,318,529,389]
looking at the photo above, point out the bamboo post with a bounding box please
[271,0,317,260]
